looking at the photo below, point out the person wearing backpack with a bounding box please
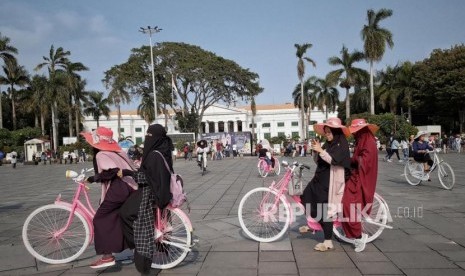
[120,124,174,274]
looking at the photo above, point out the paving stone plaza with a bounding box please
[1,152,464,275]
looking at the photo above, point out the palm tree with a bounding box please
[0,33,18,129]
[316,77,339,120]
[83,91,110,127]
[397,61,414,122]
[292,76,318,134]
[328,45,367,120]
[362,8,394,115]
[73,79,89,137]
[251,96,257,146]
[27,75,49,135]
[137,90,155,126]
[35,45,70,150]
[295,43,316,140]
[0,58,29,130]
[64,61,88,137]
[105,71,130,140]
[377,65,400,114]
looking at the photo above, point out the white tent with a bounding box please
[24,138,51,162]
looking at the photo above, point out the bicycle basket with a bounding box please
[288,170,303,196]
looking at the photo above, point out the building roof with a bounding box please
[238,103,296,111]
[111,103,298,116]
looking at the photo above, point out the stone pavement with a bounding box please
[0,152,465,275]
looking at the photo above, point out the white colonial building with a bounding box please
[82,103,337,144]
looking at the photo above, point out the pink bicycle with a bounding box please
[238,161,392,243]
[22,168,194,269]
[257,156,281,177]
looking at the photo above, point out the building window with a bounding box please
[218,121,225,132]
[264,133,271,139]
[237,121,243,132]
[249,123,257,128]
[262,123,270,128]
[292,131,299,138]
[278,132,285,137]
[136,137,143,145]
[291,121,298,127]
[277,122,285,127]
[135,127,142,132]
[120,128,124,133]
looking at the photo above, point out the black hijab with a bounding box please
[141,124,174,172]
[322,127,351,169]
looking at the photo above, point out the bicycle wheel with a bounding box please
[152,207,192,269]
[404,160,423,186]
[438,162,455,190]
[333,193,389,244]
[238,187,290,242]
[257,160,269,178]
[201,157,206,176]
[22,204,90,264]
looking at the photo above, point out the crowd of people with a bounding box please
[382,132,464,163]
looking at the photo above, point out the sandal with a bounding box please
[299,226,312,233]
[314,243,334,252]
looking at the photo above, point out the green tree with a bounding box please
[315,77,339,120]
[35,45,70,150]
[137,89,155,125]
[104,67,131,139]
[83,91,110,127]
[362,8,394,115]
[328,45,367,120]
[292,76,318,132]
[104,42,262,134]
[411,45,465,132]
[377,65,401,114]
[294,43,316,140]
[0,33,18,129]
[26,75,49,135]
[0,58,29,130]
[64,61,88,137]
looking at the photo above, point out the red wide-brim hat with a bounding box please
[348,118,379,135]
[81,127,122,152]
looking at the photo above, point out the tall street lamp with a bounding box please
[139,26,162,120]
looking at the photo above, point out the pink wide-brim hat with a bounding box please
[349,118,379,134]
[80,127,122,152]
[313,117,351,137]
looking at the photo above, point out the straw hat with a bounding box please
[313,117,351,137]
[80,127,122,152]
[414,131,429,140]
[348,118,379,134]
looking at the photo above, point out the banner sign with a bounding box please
[200,132,252,154]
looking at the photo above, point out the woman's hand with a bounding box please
[312,140,323,153]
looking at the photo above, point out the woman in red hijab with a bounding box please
[341,118,379,253]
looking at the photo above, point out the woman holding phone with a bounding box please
[298,118,351,252]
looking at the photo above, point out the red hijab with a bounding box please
[351,127,378,206]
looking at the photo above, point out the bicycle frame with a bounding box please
[54,170,96,241]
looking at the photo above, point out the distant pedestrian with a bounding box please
[10,150,18,169]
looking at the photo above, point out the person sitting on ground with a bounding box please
[412,131,434,175]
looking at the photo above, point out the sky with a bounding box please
[1,0,465,111]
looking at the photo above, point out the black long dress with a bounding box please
[300,131,350,240]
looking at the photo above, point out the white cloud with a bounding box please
[88,15,107,34]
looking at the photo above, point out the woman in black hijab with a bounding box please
[120,124,174,273]
[299,118,351,252]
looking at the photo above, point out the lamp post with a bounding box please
[139,26,162,121]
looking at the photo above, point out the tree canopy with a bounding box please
[103,42,262,133]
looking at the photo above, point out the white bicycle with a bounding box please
[403,148,455,190]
